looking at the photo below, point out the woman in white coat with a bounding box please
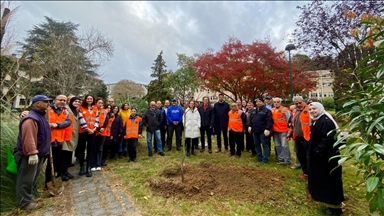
[184,100,201,156]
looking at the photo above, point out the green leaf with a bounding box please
[374,144,384,155]
[337,157,348,166]
[378,188,384,211]
[367,177,379,193]
[343,100,357,108]
[369,193,378,213]
[368,116,384,135]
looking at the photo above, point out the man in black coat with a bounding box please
[142,101,165,156]
[198,96,215,153]
[213,94,230,153]
[249,97,273,163]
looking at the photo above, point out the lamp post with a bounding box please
[285,44,296,102]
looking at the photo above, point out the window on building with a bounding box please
[329,92,334,97]
[323,93,327,97]
[19,98,27,106]
[311,93,317,97]
[212,96,218,100]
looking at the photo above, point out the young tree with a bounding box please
[166,53,201,103]
[111,79,146,100]
[144,50,172,102]
[193,37,316,102]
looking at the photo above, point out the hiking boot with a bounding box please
[64,172,74,179]
[86,168,92,177]
[21,202,41,210]
[200,148,205,153]
[214,149,221,153]
[299,173,308,180]
[158,152,165,156]
[148,152,153,157]
[208,149,212,154]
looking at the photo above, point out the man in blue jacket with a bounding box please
[249,97,273,163]
[166,98,183,151]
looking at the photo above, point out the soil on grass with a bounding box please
[148,162,287,204]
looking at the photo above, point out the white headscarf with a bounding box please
[309,102,339,130]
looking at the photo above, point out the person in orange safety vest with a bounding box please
[289,95,311,180]
[228,103,246,157]
[124,108,143,162]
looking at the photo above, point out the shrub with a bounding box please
[322,97,335,110]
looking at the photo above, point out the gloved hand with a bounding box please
[28,154,38,165]
[264,130,270,137]
[248,127,252,133]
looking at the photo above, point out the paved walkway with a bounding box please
[38,166,139,216]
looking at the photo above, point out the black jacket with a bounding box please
[198,105,214,127]
[214,101,230,130]
[250,106,272,133]
[110,114,123,142]
[143,108,162,133]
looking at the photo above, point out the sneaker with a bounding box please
[214,149,221,153]
[21,202,41,210]
[91,168,96,171]
[158,152,165,156]
[291,164,302,170]
[96,167,101,171]
[299,173,308,180]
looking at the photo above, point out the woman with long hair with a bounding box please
[110,105,123,159]
[184,100,201,156]
[75,94,98,177]
[118,103,131,158]
[100,104,113,167]
[91,98,107,171]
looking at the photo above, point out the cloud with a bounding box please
[12,1,308,85]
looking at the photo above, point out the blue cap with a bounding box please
[265,95,272,99]
[32,95,52,104]
[172,98,177,102]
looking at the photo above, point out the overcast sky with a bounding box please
[10,1,310,85]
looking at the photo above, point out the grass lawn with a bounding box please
[107,133,369,216]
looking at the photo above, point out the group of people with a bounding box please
[15,92,344,215]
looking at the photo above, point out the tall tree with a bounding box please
[193,37,317,102]
[293,1,384,110]
[21,17,114,97]
[111,79,145,100]
[88,79,108,100]
[144,50,172,102]
[165,53,201,103]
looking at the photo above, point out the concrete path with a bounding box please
[36,166,139,216]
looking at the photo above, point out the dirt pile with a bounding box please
[148,162,286,203]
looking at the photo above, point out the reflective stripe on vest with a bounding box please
[101,116,115,137]
[64,114,75,141]
[228,110,243,132]
[49,108,69,143]
[79,106,98,132]
[272,106,288,133]
[125,117,142,139]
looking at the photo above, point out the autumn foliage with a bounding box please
[193,37,317,102]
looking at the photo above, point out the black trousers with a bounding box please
[167,124,182,150]
[60,150,73,174]
[75,132,96,169]
[246,131,256,154]
[109,138,120,159]
[295,136,309,174]
[45,144,62,183]
[215,128,229,150]
[102,137,110,160]
[200,126,212,150]
[229,130,244,156]
[127,138,138,160]
[185,138,198,153]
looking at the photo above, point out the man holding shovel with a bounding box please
[14,95,52,210]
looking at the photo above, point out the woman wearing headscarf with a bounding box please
[307,102,344,216]
[61,96,81,180]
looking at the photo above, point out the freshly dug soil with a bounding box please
[148,162,286,203]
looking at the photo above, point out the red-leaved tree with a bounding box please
[193,37,317,102]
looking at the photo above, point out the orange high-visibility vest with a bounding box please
[101,116,114,137]
[292,105,310,141]
[78,106,98,133]
[98,108,107,128]
[124,116,142,139]
[64,113,75,141]
[271,106,289,133]
[49,108,69,143]
[228,110,243,132]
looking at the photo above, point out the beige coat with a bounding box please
[62,105,79,151]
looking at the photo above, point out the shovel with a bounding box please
[46,145,64,196]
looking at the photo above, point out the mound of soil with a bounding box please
[148,162,286,203]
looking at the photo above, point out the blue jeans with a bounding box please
[253,132,270,163]
[118,138,127,153]
[147,130,163,153]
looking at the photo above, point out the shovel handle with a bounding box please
[49,145,56,185]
